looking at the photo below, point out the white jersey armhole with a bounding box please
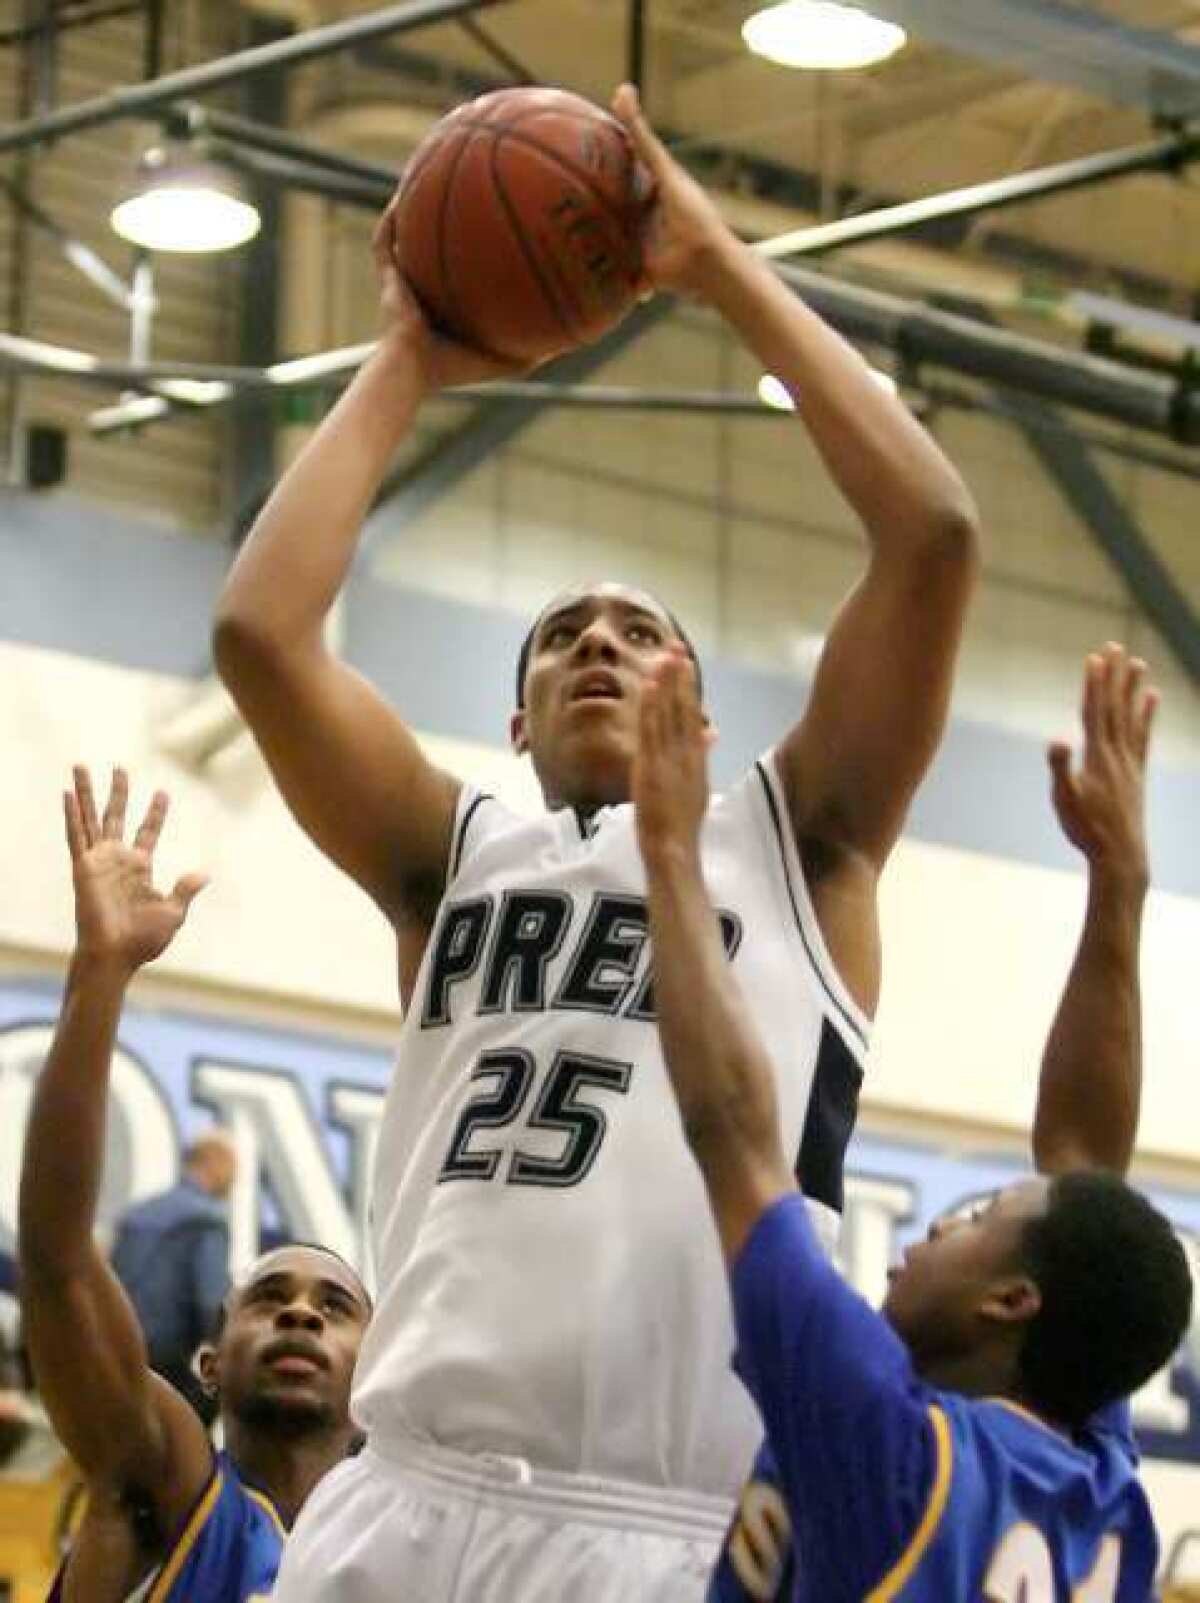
[445,785,499,892]
[744,751,873,1065]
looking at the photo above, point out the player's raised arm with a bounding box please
[1032,644,1158,1180]
[633,647,795,1261]
[615,83,979,883]
[19,770,212,1525]
[214,209,518,932]
[633,651,936,1596]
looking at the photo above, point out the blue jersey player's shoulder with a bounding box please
[47,1451,288,1603]
[143,1451,286,1603]
[911,1393,1158,1603]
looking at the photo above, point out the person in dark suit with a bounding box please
[111,1129,237,1418]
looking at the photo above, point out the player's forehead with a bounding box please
[233,1246,367,1307]
[995,1176,1050,1223]
[532,582,675,638]
[932,1177,1047,1233]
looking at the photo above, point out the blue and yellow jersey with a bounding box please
[50,1452,286,1603]
[713,1194,1159,1603]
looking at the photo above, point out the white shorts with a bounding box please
[272,1433,733,1603]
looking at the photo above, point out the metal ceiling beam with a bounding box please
[629,0,646,94]
[0,0,501,156]
[993,391,1200,686]
[364,300,669,548]
[863,0,1200,120]
[0,176,134,308]
[773,263,1200,442]
[229,12,289,542]
[759,126,1200,262]
[0,0,141,48]
[209,139,392,209]
[192,111,1200,245]
[33,246,1200,446]
[454,13,537,84]
[170,104,400,188]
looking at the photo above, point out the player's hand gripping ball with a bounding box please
[392,87,654,366]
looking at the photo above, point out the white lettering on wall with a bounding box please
[839,1173,915,1307]
[328,1083,386,1291]
[0,1023,177,1252]
[191,1058,360,1273]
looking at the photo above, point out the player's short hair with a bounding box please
[1016,1171,1192,1429]
[514,596,703,709]
[209,1242,372,1342]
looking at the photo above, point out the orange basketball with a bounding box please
[393,87,652,365]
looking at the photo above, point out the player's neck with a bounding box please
[538,759,633,818]
[543,793,614,825]
[225,1418,360,1528]
[918,1349,1022,1406]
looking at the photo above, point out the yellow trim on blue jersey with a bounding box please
[243,1484,287,1538]
[865,1405,953,1603]
[146,1469,223,1603]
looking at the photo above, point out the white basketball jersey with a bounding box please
[352,753,871,1499]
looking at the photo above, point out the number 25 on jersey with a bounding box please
[439,1048,632,1189]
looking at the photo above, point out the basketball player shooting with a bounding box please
[19,768,370,1603]
[214,86,980,1602]
[633,642,1191,1601]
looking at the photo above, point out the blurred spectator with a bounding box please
[111,1130,236,1420]
[0,1322,30,1468]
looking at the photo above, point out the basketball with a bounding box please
[393,87,652,365]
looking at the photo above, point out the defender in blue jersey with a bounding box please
[707,643,1184,1603]
[20,768,370,1603]
[632,643,1193,1603]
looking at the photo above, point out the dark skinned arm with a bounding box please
[213,215,528,936]
[614,86,980,928]
[1033,645,1157,1180]
[19,769,212,1569]
[632,649,795,1262]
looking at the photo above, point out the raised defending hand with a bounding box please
[372,197,531,392]
[1048,644,1158,884]
[611,83,738,301]
[64,767,208,976]
[632,645,710,870]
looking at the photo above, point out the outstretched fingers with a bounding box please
[638,658,667,765]
[1080,652,1104,755]
[1133,684,1160,765]
[63,791,87,864]
[371,194,398,274]
[1097,643,1126,747]
[1046,739,1078,814]
[73,766,101,848]
[611,82,668,179]
[133,790,169,858]
[101,767,129,841]
[170,873,210,920]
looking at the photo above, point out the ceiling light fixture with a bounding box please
[111,145,261,254]
[742,0,907,71]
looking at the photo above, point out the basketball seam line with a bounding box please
[453,114,642,254]
[436,127,483,355]
[489,132,577,342]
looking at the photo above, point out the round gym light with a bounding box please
[111,145,261,254]
[742,1,907,71]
